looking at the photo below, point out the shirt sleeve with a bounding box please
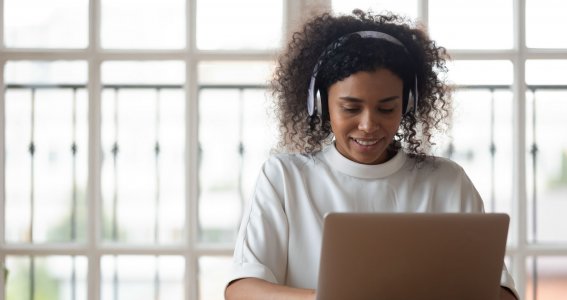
[454,164,519,298]
[500,264,520,299]
[451,164,485,213]
[226,158,289,287]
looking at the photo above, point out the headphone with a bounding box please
[306,31,418,118]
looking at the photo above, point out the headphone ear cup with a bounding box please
[404,75,419,115]
[406,90,415,114]
[316,90,323,117]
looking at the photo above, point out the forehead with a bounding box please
[328,68,404,98]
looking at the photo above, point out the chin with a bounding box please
[353,155,384,165]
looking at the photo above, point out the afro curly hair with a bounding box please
[270,9,452,161]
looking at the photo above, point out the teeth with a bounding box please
[354,138,378,146]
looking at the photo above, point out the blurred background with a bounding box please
[0,0,566,299]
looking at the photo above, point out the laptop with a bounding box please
[316,213,509,300]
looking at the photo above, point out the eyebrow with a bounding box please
[338,95,400,103]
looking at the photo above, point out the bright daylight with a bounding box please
[1,0,567,300]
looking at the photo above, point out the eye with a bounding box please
[341,106,360,113]
[378,108,395,113]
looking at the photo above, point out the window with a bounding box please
[332,0,567,299]
[2,1,567,300]
[1,0,282,299]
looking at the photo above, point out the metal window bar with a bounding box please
[446,86,501,212]
[457,85,567,300]
[71,87,79,300]
[237,88,246,227]
[529,88,538,300]
[453,85,567,214]
[489,88,497,213]
[6,86,85,300]
[154,88,162,300]
[111,87,120,300]
[197,85,267,237]
[7,82,565,299]
[103,85,174,300]
[29,88,36,300]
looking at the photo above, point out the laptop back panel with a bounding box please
[316,213,509,300]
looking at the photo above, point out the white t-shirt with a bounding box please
[229,144,518,296]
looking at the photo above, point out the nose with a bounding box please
[358,110,379,133]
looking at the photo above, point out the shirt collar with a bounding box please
[322,143,407,179]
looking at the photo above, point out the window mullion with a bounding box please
[418,0,429,25]
[88,59,103,300]
[512,0,528,298]
[186,0,198,300]
[0,57,6,300]
[0,0,4,51]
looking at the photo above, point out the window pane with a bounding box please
[5,61,88,85]
[526,60,567,86]
[4,0,88,48]
[447,89,513,215]
[101,0,185,49]
[526,257,567,300]
[198,256,232,300]
[198,61,273,86]
[439,60,514,239]
[101,256,184,300]
[4,61,88,244]
[526,0,567,48]
[198,62,275,244]
[526,89,567,244]
[5,256,87,300]
[332,0,418,19]
[429,0,513,49]
[101,62,185,244]
[198,88,274,244]
[196,0,283,50]
[447,60,513,86]
[526,60,567,244]
[198,89,244,244]
[102,61,185,85]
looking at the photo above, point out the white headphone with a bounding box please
[306,31,418,117]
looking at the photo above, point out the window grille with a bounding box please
[2,1,567,300]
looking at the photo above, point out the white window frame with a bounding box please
[2,1,567,300]
[423,0,567,298]
[0,1,309,300]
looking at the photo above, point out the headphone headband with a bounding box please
[306,30,418,117]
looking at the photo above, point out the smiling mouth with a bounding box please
[352,138,379,146]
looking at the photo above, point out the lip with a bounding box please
[350,137,382,149]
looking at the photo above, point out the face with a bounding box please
[327,68,404,165]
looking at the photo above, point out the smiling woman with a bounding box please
[2,1,567,299]
[328,69,403,165]
[225,9,518,300]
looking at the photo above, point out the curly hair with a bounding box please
[270,9,451,161]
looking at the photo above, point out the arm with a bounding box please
[225,279,513,300]
[225,278,316,300]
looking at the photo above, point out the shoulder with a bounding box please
[426,155,466,173]
[408,154,467,174]
[262,151,322,174]
[406,155,484,211]
[403,155,472,185]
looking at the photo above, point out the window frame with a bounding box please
[0,1,298,299]
[1,1,567,300]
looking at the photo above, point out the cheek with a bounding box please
[328,111,343,133]
[384,118,403,135]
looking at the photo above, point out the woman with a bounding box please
[225,9,518,300]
